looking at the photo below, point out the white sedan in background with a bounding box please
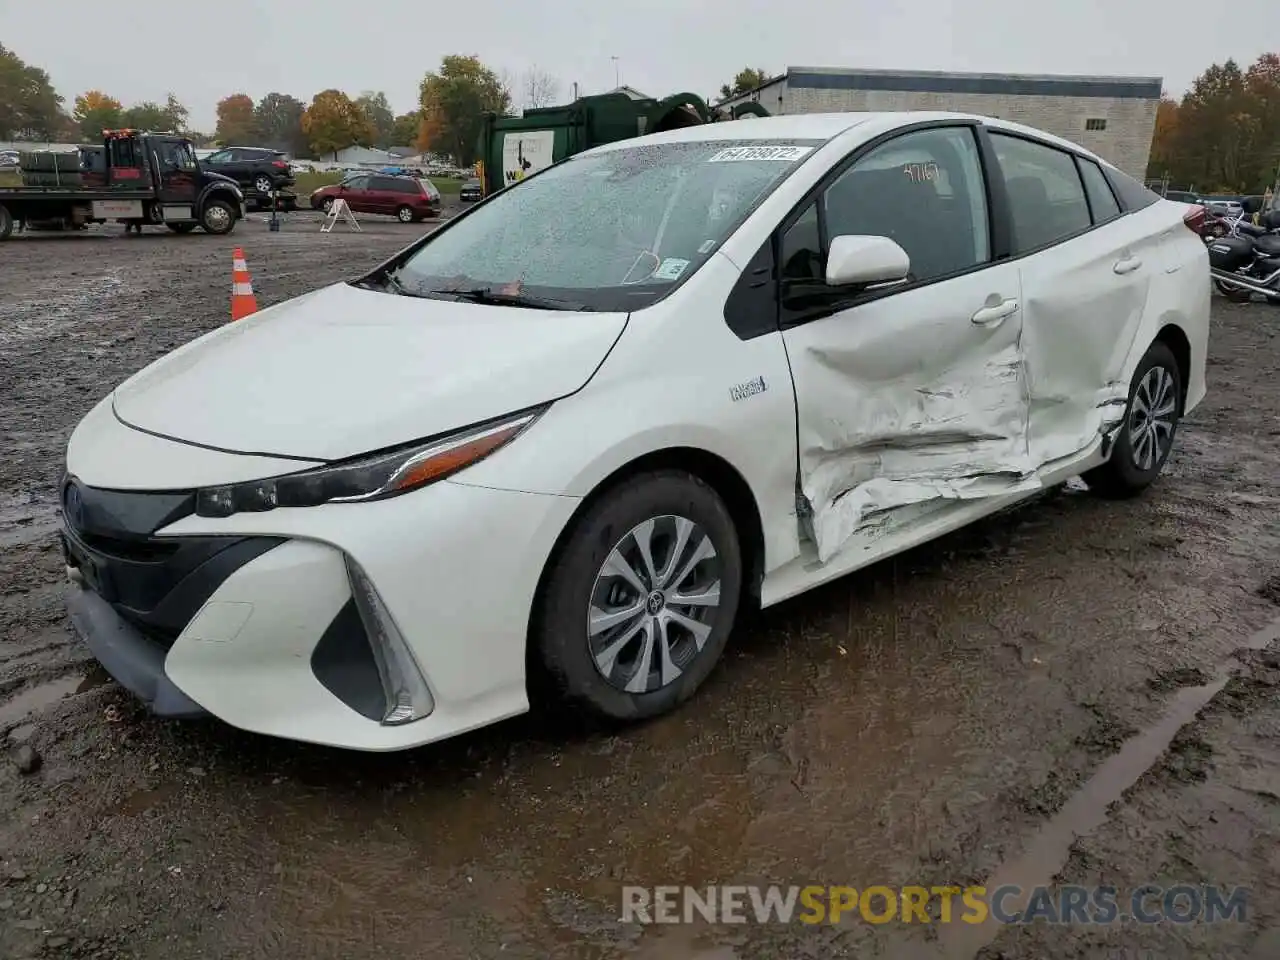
[61,112,1209,751]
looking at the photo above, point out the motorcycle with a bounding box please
[1207,209,1280,302]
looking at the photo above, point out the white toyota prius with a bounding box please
[61,112,1210,751]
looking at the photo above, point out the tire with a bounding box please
[0,204,13,241]
[253,175,273,195]
[533,470,743,722]
[321,197,334,214]
[167,223,197,234]
[1213,277,1253,302]
[200,200,236,235]
[396,205,414,223]
[1083,340,1182,499]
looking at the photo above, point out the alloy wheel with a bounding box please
[587,515,722,694]
[1128,365,1177,471]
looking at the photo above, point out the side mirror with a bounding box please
[825,234,910,287]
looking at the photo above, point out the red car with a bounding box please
[310,173,439,222]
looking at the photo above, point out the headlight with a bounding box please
[194,408,543,518]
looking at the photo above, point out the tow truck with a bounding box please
[0,129,246,240]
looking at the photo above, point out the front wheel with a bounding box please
[533,471,743,722]
[396,205,414,223]
[1083,340,1182,499]
[200,200,236,236]
[321,197,334,214]
[0,204,13,241]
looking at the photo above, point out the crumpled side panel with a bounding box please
[797,336,1036,564]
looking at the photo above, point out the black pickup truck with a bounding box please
[0,129,245,240]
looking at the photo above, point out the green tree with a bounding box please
[356,91,395,147]
[719,67,770,100]
[418,54,511,165]
[391,111,421,148]
[301,89,374,159]
[121,95,187,132]
[215,93,258,144]
[255,92,308,155]
[0,44,65,139]
[73,90,123,139]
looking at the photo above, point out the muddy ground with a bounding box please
[1,221,1279,959]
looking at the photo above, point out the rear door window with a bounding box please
[989,133,1092,253]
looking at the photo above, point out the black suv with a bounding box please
[202,147,297,209]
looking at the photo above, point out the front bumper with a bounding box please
[62,470,581,751]
[65,582,207,718]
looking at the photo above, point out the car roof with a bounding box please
[583,111,1111,166]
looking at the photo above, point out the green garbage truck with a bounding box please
[475,90,769,198]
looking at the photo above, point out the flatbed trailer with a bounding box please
[0,129,246,240]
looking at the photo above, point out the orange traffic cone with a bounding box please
[231,248,258,321]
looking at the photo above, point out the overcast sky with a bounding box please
[3,0,1278,133]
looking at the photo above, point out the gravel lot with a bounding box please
[1,221,1279,959]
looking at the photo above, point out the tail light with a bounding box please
[272,160,288,169]
[1183,204,1208,236]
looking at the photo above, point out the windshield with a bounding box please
[386,139,822,312]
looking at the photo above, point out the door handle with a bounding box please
[970,299,1018,326]
[1114,257,1143,275]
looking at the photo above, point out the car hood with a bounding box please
[111,282,628,461]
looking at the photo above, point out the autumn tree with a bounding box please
[0,44,65,140]
[215,93,258,144]
[719,67,770,100]
[302,89,374,159]
[392,111,421,148]
[356,91,395,147]
[73,90,123,139]
[522,68,559,110]
[255,92,307,156]
[417,55,511,165]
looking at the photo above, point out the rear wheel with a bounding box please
[396,205,414,223]
[1083,341,1182,498]
[200,200,236,236]
[253,175,273,195]
[0,204,12,241]
[534,471,743,722]
[166,222,197,234]
[1214,277,1253,302]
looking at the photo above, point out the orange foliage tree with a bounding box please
[72,90,123,139]
[215,94,257,144]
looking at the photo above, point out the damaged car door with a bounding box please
[989,133,1155,465]
[779,124,1033,563]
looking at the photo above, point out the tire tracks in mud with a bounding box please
[938,617,1280,959]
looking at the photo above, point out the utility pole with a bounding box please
[611,56,620,89]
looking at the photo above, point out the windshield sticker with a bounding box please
[653,258,690,281]
[706,145,813,163]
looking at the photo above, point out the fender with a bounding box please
[196,181,243,217]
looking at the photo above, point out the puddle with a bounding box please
[938,616,1280,958]
[0,674,88,728]
[118,783,178,817]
